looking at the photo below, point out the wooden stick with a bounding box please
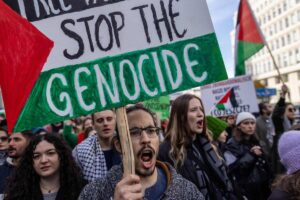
[265,43,284,84]
[116,107,135,176]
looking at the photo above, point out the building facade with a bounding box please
[233,0,300,105]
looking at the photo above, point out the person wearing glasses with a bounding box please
[271,84,296,175]
[0,127,9,165]
[79,104,204,200]
[4,133,85,200]
[224,112,271,200]
[72,110,121,182]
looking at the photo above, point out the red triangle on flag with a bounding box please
[0,1,53,132]
[217,88,233,104]
[237,0,264,44]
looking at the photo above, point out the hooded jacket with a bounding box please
[78,161,204,200]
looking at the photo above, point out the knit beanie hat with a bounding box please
[206,116,228,140]
[278,130,300,174]
[235,112,256,125]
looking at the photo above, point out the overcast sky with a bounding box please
[206,0,240,78]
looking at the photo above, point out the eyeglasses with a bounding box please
[288,108,296,112]
[0,136,8,142]
[129,127,160,139]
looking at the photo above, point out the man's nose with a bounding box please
[140,131,151,143]
[9,140,14,146]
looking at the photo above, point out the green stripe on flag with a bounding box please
[14,33,227,132]
[235,41,264,76]
[236,41,264,65]
[216,104,225,110]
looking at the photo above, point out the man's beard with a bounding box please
[135,166,156,177]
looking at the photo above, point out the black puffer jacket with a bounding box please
[224,137,271,200]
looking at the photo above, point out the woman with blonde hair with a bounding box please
[158,94,238,200]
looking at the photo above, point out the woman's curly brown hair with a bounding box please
[4,133,85,200]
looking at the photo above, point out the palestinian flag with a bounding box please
[235,0,265,76]
[0,1,53,132]
[216,88,238,110]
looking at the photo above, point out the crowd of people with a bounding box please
[0,84,299,200]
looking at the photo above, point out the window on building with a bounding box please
[287,34,291,44]
[278,7,282,15]
[279,20,283,29]
[296,49,300,63]
[293,31,298,42]
[278,55,281,67]
[297,71,300,80]
[291,13,296,24]
[283,53,289,67]
[297,0,300,4]
[282,37,285,47]
[283,3,287,11]
[285,18,289,27]
[289,51,294,64]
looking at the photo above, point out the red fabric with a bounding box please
[217,88,233,104]
[0,1,53,132]
[77,132,86,144]
[237,0,264,44]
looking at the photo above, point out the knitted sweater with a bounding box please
[78,161,204,200]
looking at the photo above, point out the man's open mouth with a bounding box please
[139,148,155,169]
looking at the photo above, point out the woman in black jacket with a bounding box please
[158,94,238,200]
[224,112,271,200]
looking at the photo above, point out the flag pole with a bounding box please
[264,43,284,84]
[245,0,289,98]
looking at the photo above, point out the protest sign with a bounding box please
[201,75,259,117]
[144,96,170,120]
[1,0,227,132]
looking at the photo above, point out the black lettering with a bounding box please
[109,12,125,48]
[77,16,95,52]
[131,5,151,43]
[169,0,186,38]
[95,15,113,51]
[61,19,84,59]
[151,1,173,42]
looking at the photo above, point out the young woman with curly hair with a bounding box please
[158,94,238,200]
[4,133,85,200]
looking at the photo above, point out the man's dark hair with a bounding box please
[126,104,157,127]
[259,102,268,115]
[19,130,34,140]
[0,126,8,136]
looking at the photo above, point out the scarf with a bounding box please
[192,136,234,200]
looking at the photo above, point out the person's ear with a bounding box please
[114,139,122,153]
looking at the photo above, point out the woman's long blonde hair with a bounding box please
[165,94,210,169]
